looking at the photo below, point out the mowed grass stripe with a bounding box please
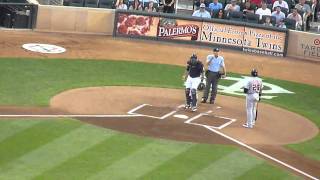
[140,144,236,180]
[35,133,152,180]
[88,140,194,180]
[0,119,81,167]
[188,150,263,180]
[236,162,301,180]
[0,120,41,142]
[0,123,115,180]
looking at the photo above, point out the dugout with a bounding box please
[0,3,37,29]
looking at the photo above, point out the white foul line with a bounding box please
[205,126,319,180]
[0,114,143,118]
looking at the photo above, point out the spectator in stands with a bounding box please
[193,3,212,18]
[162,0,175,13]
[263,16,274,25]
[128,0,142,10]
[295,0,312,30]
[213,9,225,18]
[209,0,223,13]
[312,0,319,21]
[272,0,289,10]
[224,0,241,13]
[242,1,256,14]
[272,6,286,25]
[116,0,128,9]
[251,0,262,7]
[278,19,287,27]
[195,0,210,9]
[145,0,157,11]
[287,7,303,29]
[256,1,272,19]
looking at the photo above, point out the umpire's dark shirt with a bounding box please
[187,61,204,78]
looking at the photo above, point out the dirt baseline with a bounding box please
[50,86,318,146]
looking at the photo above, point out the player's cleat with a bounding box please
[242,124,253,128]
[184,104,191,110]
[209,100,215,104]
[191,107,197,112]
[201,98,207,103]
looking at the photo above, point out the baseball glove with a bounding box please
[218,72,225,79]
[198,82,205,91]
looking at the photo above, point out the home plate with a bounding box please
[174,114,189,119]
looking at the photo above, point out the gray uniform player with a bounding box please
[243,69,263,128]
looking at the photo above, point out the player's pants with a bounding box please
[246,93,259,127]
[203,71,219,102]
[185,76,201,107]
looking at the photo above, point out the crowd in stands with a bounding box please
[192,0,319,31]
[113,0,175,13]
[111,0,319,31]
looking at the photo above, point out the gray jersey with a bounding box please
[245,77,263,94]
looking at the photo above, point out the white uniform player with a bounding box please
[243,69,263,128]
[183,54,204,112]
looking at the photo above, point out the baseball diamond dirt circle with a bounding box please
[0,30,320,178]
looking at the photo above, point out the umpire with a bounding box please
[201,48,227,104]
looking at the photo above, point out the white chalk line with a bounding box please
[184,111,236,130]
[204,126,319,180]
[0,114,143,118]
[127,104,178,120]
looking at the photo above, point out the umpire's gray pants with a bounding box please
[202,71,219,102]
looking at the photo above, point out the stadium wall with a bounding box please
[35,5,114,35]
[287,31,320,62]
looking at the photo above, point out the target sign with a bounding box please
[314,39,320,46]
[22,43,66,54]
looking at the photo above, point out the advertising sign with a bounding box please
[200,22,245,48]
[116,13,159,37]
[156,18,202,41]
[243,27,286,57]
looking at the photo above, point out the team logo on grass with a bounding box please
[218,76,294,99]
[22,43,66,54]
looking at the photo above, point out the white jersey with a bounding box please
[245,77,263,94]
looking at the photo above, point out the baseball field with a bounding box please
[0,30,319,179]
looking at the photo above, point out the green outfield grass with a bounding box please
[0,119,298,180]
[0,57,319,178]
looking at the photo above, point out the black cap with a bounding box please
[213,48,220,52]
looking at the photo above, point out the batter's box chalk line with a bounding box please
[127,104,177,120]
[184,111,236,130]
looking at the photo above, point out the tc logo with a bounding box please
[218,76,294,99]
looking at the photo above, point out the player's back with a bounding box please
[246,77,263,94]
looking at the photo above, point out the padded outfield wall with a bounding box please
[36,5,114,34]
[287,31,320,62]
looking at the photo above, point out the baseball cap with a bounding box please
[213,48,220,52]
[200,3,206,8]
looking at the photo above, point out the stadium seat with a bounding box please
[229,11,243,21]
[85,0,98,7]
[245,12,259,24]
[284,17,296,29]
[98,0,114,8]
[70,0,84,6]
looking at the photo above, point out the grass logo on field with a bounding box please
[22,43,66,54]
[218,76,294,99]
